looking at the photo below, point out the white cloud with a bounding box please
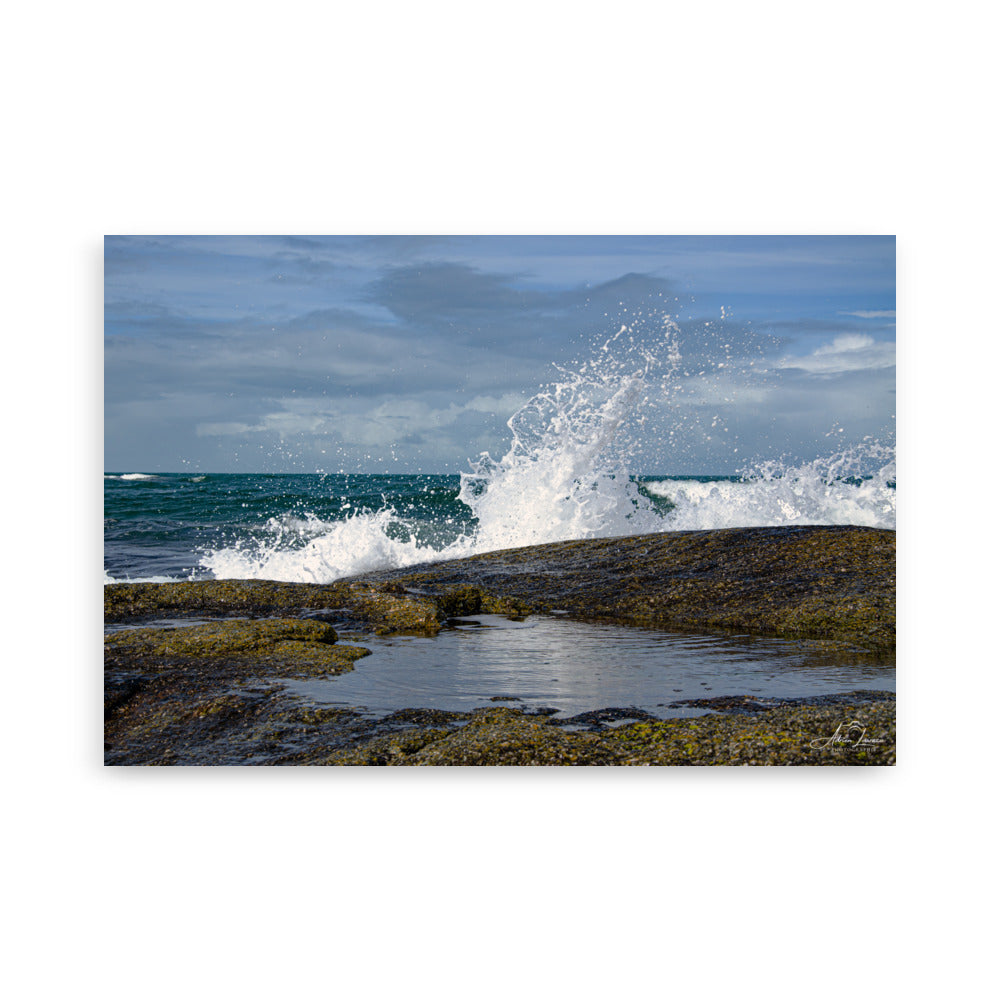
[838,310,896,319]
[195,421,255,437]
[194,392,532,448]
[776,334,895,374]
[196,407,332,439]
[465,392,530,414]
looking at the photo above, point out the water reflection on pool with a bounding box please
[281,614,895,719]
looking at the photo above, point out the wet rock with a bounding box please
[105,580,441,635]
[379,708,469,727]
[336,707,623,767]
[106,618,339,655]
[105,618,370,676]
[603,700,896,765]
[668,689,896,715]
[360,525,895,652]
[104,527,893,650]
[317,701,895,766]
[552,706,661,730]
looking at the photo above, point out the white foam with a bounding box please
[104,571,180,584]
[645,456,896,531]
[200,508,467,583]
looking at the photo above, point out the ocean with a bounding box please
[104,465,896,584]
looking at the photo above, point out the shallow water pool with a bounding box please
[281,614,895,719]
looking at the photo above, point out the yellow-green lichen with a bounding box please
[104,619,371,677]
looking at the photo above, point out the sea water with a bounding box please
[280,615,894,720]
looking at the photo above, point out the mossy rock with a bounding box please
[359,525,895,652]
[601,700,896,765]
[435,585,533,621]
[104,579,441,635]
[321,728,455,765]
[105,618,339,657]
[104,618,371,677]
[105,527,894,650]
[347,707,622,766]
[346,585,440,634]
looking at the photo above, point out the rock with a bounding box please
[104,526,896,765]
[360,525,895,652]
[104,579,441,634]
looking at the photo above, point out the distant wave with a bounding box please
[106,473,157,480]
[104,570,179,585]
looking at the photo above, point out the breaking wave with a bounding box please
[199,317,895,583]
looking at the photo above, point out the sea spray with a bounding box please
[645,445,896,531]
[457,318,682,549]
[189,317,895,583]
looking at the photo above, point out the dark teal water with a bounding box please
[104,470,892,583]
[103,471,694,581]
[104,472,475,581]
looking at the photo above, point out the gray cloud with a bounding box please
[839,310,896,319]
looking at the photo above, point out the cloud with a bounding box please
[464,393,530,414]
[195,391,532,449]
[195,421,257,437]
[368,262,537,323]
[775,334,895,374]
[839,310,896,319]
[268,254,339,284]
[365,264,679,356]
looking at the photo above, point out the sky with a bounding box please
[105,235,895,475]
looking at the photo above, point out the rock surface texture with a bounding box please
[104,526,895,766]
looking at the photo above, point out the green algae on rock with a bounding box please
[105,618,371,677]
[316,700,896,767]
[107,690,896,766]
[106,618,340,656]
[600,700,896,766]
[104,579,441,634]
[359,525,895,652]
[321,706,621,766]
[103,526,894,650]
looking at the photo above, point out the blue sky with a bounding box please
[105,235,895,474]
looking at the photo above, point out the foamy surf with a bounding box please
[645,454,896,531]
[200,508,471,583]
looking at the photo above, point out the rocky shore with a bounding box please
[104,525,896,766]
